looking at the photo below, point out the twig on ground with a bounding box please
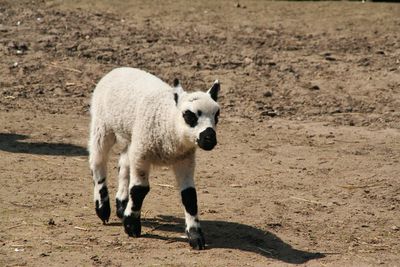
[49,62,83,74]
[154,183,174,188]
[147,224,167,233]
[30,155,63,166]
[333,139,360,144]
[255,246,273,255]
[74,226,88,231]
[10,201,33,208]
[165,239,181,244]
[339,174,381,189]
[10,244,30,247]
[289,196,321,205]
[71,157,87,162]
[4,222,27,231]
[339,183,381,190]
[64,241,89,246]
[142,209,150,219]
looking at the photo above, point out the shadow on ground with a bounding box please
[139,215,325,264]
[0,133,88,156]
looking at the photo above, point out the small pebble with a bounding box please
[263,91,273,97]
[244,57,252,65]
[325,56,336,61]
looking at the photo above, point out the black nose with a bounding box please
[197,128,217,151]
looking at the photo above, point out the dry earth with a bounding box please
[0,0,400,266]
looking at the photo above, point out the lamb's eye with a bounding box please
[215,109,220,125]
[183,110,198,127]
[197,110,202,117]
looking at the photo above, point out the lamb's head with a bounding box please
[174,79,220,151]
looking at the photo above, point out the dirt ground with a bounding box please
[1,0,400,266]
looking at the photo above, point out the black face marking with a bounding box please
[174,93,178,104]
[208,82,220,102]
[130,185,150,212]
[215,109,220,125]
[197,110,202,117]
[116,198,128,219]
[181,187,198,216]
[197,127,217,151]
[186,227,205,250]
[97,177,106,185]
[183,110,198,128]
[173,78,180,87]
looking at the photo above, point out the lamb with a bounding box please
[88,67,220,250]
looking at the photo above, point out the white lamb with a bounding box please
[88,67,220,250]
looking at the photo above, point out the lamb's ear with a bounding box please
[207,80,220,102]
[173,78,184,105]
[173,78,180,88]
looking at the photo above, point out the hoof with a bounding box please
[116,199,128,219]
[95,198,111,224]
[123,214,141,237]
[186,227,205,250]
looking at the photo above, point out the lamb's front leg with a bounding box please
[173,155,205,250]
[123,157,150,237]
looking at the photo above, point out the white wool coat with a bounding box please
[90,67,195,165]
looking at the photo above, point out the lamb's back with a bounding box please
[91,67,173,135]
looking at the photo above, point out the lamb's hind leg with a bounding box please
[173,155,205,250]
[123,152,150,237]
[88,126,115,224]
[116,147,130,219]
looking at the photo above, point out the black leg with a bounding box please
[181,187,205,250]
[123,185,150,237]
[116,198,128,219]
[95,184,111,224]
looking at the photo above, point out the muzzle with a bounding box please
[197,127,217,151]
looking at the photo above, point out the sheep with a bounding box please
[88,67,220,250]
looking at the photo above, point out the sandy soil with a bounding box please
[1,0,399,266]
